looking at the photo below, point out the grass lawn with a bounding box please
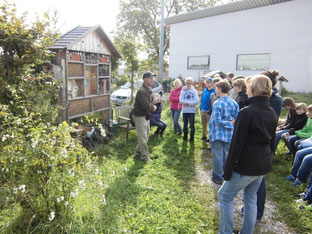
[69,105,219,233]
[1,92,312,233]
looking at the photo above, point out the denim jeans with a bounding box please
[273,129,289,154]
[291,147,312,181]
[285,135,304,154]
[171,108,182,134]
[305,173,312,202]
[211,140,231,182]
[298,154,312,182]
[256,177,266,220]
[218,172,263,234]
[183,113,195,140]
[150,119,167,135]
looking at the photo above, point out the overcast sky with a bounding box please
[11,0,120,37]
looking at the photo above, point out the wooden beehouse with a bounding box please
[48,25,121,122]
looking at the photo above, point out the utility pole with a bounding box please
[158,0,165,83]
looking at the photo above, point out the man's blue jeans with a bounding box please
[218,172,263,234]
[273,129,289,154]
[211,140,230,183]
[170,109,182,134]
[291,147,312,181]
[182,113,195,140]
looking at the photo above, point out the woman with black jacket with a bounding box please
[217,75,278,234]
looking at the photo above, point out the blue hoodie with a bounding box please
[179,86,199,113]
[200,87,215,112]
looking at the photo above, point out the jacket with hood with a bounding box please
[179,86,199,113]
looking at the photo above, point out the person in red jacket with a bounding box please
[169,79,183,135]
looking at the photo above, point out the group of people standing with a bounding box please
[130,69,304,233]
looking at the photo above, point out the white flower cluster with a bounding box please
[101,194,107,205]
[19,184,26,193]
[78,180,86,190]
[56,196,64,203]
[70,188,79,198]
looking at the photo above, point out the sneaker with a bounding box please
[233,230,239,234]
[292,179,302,186]
[211,177,223,185]
[284,175,296,181]
[296,198,306,203]
[143,157,152,162]
[296,192,306,197]
[201,136,207,141]
[205,139,210,143]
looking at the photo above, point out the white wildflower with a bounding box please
[70,188,79,198]
[13,188,18,194]
[31,138,38,148]
[99,181,103,186]
[37,171,42,174]
[48,211,55,221]
[56,196,64,203]
[78,180,86,190]
[101,194,107,205]
[19,184,26,193]
[104,184,109,188]
[111,170,115,177]
[64,201,69,206]
[61,148,68,158]
[95,168,99,175]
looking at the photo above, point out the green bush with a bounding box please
[0,105,92,232]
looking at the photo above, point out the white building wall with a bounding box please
[168,0,312,92]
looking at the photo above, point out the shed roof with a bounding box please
[48,25,121,58]
[165,0,292,25]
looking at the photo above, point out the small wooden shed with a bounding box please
[48,25,121,122]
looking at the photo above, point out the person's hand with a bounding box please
[276,127,281,131]
[184,102,189,106]
[230,119,235,125]
[153,105,157,111]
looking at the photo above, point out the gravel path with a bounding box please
[196,149,295,234]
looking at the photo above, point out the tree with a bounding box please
[114,37,140,104]
[117,0,219,62]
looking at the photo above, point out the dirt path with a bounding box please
[196,149,295,234]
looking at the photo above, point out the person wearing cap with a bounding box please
[132,72,157,162]
[200,77,215,143]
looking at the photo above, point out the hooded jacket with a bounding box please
[179,86,199,113]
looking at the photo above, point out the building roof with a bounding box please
[165,0,292,25]
[48,25,121,58]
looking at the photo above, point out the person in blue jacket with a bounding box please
[200,77,215,142]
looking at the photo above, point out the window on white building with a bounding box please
[187,56,210,70]
[236,54,270,70]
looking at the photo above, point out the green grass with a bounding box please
[67,105,219,233]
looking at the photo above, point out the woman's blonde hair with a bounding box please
[247,75,272,97]
[296,103,308,112]
[174,79,182,87]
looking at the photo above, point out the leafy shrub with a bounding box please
[0,105,91,232]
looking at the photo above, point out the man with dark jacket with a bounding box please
[132,72,157,162]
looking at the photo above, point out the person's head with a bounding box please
[295,103,307,115]
[143,72,156,87]
[307,105,312,119]
[261,70,279,88]
[283,97,296,110]
[212,77,222,89]
[246,75,272,98]
[215,80,231,96]
[232,75,245,83]
[151,93,161,103]
[184,77,194,89]
[226,72,234,82]
[174,79,182,89]
[205,77,213,90]
[233,78,246,93]
[213,74,221,79]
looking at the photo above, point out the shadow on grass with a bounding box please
[160,135,196,187]
[99,158,147,232]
